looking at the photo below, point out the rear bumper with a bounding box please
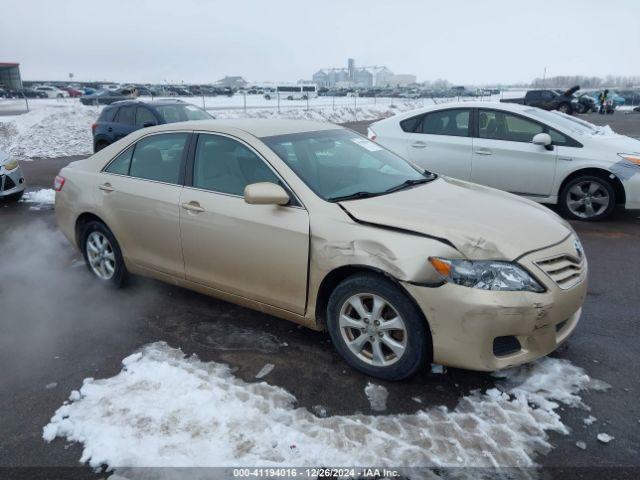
[403,236,587,371]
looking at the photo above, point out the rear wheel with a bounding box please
[326,273,430,380]
[81,221,128,287]
[559,175,615,221]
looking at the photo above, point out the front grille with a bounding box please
[535,254,585,290]
[2,175,16,191]
[493,336,521,357]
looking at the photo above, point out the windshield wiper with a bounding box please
[384,176,435,194]
[328,191,383,202]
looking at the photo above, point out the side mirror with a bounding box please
[532,133,552,148]
[143,121,156,128]
[244,182,290,206]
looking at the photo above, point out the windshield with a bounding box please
[156,104,212,122]
[524,108,600,136]
[262,129,433,201]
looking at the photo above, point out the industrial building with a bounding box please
[0,62,22,90]
[312,58,396,88]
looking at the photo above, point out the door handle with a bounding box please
[410,141,427,148]
[107,127,113,132]
[98,183,114,192]
[181,201,205,213]
[475,148,493,156]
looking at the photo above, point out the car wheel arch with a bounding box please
[75,212,112,247]
[558,167,626,206]
[314,265,431,334]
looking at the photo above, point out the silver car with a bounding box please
[0,151,25,200]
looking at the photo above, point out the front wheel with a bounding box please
[82,221,128,287]
[326,273,430,380]
[559,175,615,221]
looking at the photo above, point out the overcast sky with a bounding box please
[1,0,638,85]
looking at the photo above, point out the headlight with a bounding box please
[429,257,545,292]
[617,153,640,166]
[2,159,19,171]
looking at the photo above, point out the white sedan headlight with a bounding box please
[617,153,640,166]
[429,257,545,292]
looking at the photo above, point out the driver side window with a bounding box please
[478,110,543,142]
[192,134,281,196]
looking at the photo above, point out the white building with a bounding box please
[385,74,417,87]
[312,60,396,88]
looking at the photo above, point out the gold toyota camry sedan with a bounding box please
[55,119,587,380]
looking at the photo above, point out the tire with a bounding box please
[326,273,431,380]
[559,175,615,221]
[81,221,128,287]
[557,102,573,115]
[94,140,109,152]
[0,190,24,203]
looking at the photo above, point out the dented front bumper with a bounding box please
[403,236,587,371]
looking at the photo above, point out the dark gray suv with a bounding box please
[91,99,213,152]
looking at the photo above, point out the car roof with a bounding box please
[107,99,191,107]
[373,100,542,124]
[146,119,340,137]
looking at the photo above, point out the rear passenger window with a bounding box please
[129,133,188,184]
[419,109,470,137]
[104,145,134,175]
[99,107,118,123]
[115,106,135,125]
[400,115,423,133]
[193,134,280,196]
[135,107,157,127]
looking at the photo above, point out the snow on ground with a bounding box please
[0,101,99,159]
[0,95,487,160]
[20,188,56,207]
[43,342,608,474]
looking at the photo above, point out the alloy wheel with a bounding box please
[566,180,610,219]
[339,293,407,367]
[86,231,116,280]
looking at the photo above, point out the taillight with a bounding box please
[54,175,66,192]
[91,123,97,133]
[367,127,377,141]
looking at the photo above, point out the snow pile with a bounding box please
[21,188,56,206]
[0,103,98,159]
[0,98,428,160]
[211,101,423,124]
[44,342,608,472]
[364,382,389,412]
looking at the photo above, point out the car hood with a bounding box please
[563,85,580,97]
[589,132,640,151]
[339,177,572,261]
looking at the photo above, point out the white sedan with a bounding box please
[34,85,70,99]
[368,102,640,220]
